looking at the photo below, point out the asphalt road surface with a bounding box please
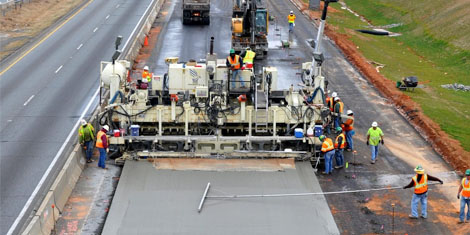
[142,0,463,233]
[0,0,154,233]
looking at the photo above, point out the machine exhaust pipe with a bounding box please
[210,36,214,55]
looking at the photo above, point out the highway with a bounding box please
[0,0,154,233]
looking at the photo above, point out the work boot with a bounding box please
[334,166,343,169]
[346,149,352,152]
[421,215,427,219]
[408,215,418,219]
[458,221,464,224]
[371,160,376,164]
[321,171,329,175]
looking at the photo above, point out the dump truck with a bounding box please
[182,0,210,25]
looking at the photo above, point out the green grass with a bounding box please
[325,0,470,150]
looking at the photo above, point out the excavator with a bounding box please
[231,0,268,59]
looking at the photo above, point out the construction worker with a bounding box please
[319,135,335,175]
[342,110,355,151]
[287,10,296,32]
[366,121,384,164]
[241,47,256,69]
[334,127,345,169]
[78,119,95,163]
[457,169,470,223]
[226,49,245,89]
[96,125,109,169]
[403,165,443,219]
[325,91,337,134]
[141,66,153,89]
[333,97,344,130]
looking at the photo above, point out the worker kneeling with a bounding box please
[319,135,335,175]
[226,49,245,89]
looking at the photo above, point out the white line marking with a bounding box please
[55,65,63,73]
[93,27,98,33]
[77,43,83,50]
[121,0,156,51]
[23,95,35,106]
[7,120,12,122]
[106,14,110,20]
[7,87,100,235]
[116,4,120,8]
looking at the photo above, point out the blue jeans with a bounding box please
[324,150,335,174]
[334,117,341,130]
[411,192,427,217]
[460,196,470,222]
[84,141,93,161]
[335,149,344,167]
[289,23,294,32]
[370,145,379,161]
[98,147,107,168]
[345,130,355,150]
[231,69,245,88]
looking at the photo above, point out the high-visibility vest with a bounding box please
[412,174,428,194]
[335,133,346,149]
[335,101,344,113]
[96,130,108,148]
[227,55,241,69]
[328,98,335,111]
[142,71,152,83]
[243,50,256,63]
[344,117,354,131]
[78,124,94,142]
[321,138,334,152]
[462,178,470,197]
[288,14,296,23]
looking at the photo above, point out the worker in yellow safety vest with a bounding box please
[241,47,256,68]
[96,125,110,169]
[334,127,345,169]
[403,165,443,219]
[287,10,296,32]
[457,169,470,223]
[319,135,335,175]
[78,119,95,163]
[333,97,343,130]
[226,49,245,89]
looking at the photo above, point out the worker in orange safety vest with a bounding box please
[287,10,296,32]
[140,66,153,89]
[96,125,109,169]
[403,165,443,219]
[457,169,470,223]
[226,49,245,89]
[319,135,335,175]
[333,97,343,131]
[334,127,345,169]
[342,110,355,151]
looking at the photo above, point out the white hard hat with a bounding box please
[246,47,251,50]
[143,66,149,70]
[331,92,337,98]
[334,97,340,101]
[290,11,293,14]
[347,110,353,115]
[80,119,87,126]
[371,122,378,127]
[103,125,110,131]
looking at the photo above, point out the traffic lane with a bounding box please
[0,0,154,232]
[154,0,232,75]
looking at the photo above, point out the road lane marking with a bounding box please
[106,14,110,20]
[7,87,100,235]
[77,43,83,50]
[93,27,99,32]
[0,0,95,77]
[116,4,120,8]
[55,65,63,73]
[23,95,35,106]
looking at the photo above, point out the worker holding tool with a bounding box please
[457,169,470,223]
[342,110,355,151]
[287,10,296,32]
[334,127,345,169]
[241,47,256,69]
[319,135,335,175]
[78,119,95,163]
[96,125,110,169]
[333,97,343,131]
[226,49,245,89]
[403,165,443,219]
[366,121,384,164]
[140,66,153,89]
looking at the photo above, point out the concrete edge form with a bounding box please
[19,1,164,233]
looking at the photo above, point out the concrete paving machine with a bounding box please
[231,0,268,58]
[99,38,330,163]
[182,0,210,25]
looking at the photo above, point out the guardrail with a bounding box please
[15,0,164,234]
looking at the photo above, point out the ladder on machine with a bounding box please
[255,77,269,132]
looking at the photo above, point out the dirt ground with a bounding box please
[0,0,86,61]
[292,0,470,174]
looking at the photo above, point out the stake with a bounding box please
[391,203,395,235]
[198,182,211,213]
[352,150,357,179]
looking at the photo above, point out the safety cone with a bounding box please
[144,35,149,46]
